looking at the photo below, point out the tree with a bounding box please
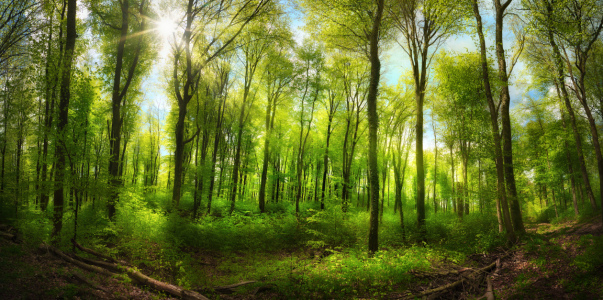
[293,41,322,214]
[258,48,295,212]
[522,0,600,212]
[366,0,384,255]
[0,0,38,71]
[318,59,343,210]
[170,0,270,208]
[434,52,490,219]
[88,0,154,220]
[52,0,77,239]
[492,0,526,234]
[471,0,516,242]
[389,0,464,236]
[229,19,278,214]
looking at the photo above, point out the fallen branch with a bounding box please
[66,252,123,273]
[0,224,13,231]
[44,243,209,300]
[0,231,18,243]
[410,267,469,277]
[40,243,117,277]
[406,251,512,299]
[71,239,131,266]
[214,280,257,294]
[485,276,495,300]
[71,271,109,293]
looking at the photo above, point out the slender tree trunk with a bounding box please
[559,114,579,215]
[472,0,516,242]
[415,89,426,236]
[109,0,145,218]
[321,115,334,210]
[258,92,274,212]
[367,0,384,254]
[207,94,226,215]
[433,116,438,213]
[52,0,77,239]
[40,10,61,212]
[547,30,597,210]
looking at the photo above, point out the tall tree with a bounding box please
[229,20,276,214]
[390,0,463,235]
[258,49,294,212]
[366,0,384,255]
[319,63,343,210]
[89,0,152,220]
[52,0,77,239]
[293,42,322,214]
[523,0,599,211]
[471,0,516,242]
[493,0,526,233]
[171,0,270,208]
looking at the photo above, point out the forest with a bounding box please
[0,0,602,298]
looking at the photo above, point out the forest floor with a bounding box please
[489,216,603,299]
[0,216,602,299]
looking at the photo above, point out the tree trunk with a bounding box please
[494,0,524,234]
[52,0,77,238]
[109,0,145,218]
[546,27,597,210]
[472,0,516,242]
[367,0,384,254]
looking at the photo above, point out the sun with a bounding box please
[156,16,177,38]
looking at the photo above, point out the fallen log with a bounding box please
[44,243,210,300]
[126,268,209,300]
[214,280,257,294]
[410,267,470,277]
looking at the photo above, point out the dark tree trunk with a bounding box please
[207,76,227,215]
[494,0,524,233]
[367,0,384,255]
[52,0,77,239]
[108,0,146,219]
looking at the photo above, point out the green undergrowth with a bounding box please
[3,189,513,298]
